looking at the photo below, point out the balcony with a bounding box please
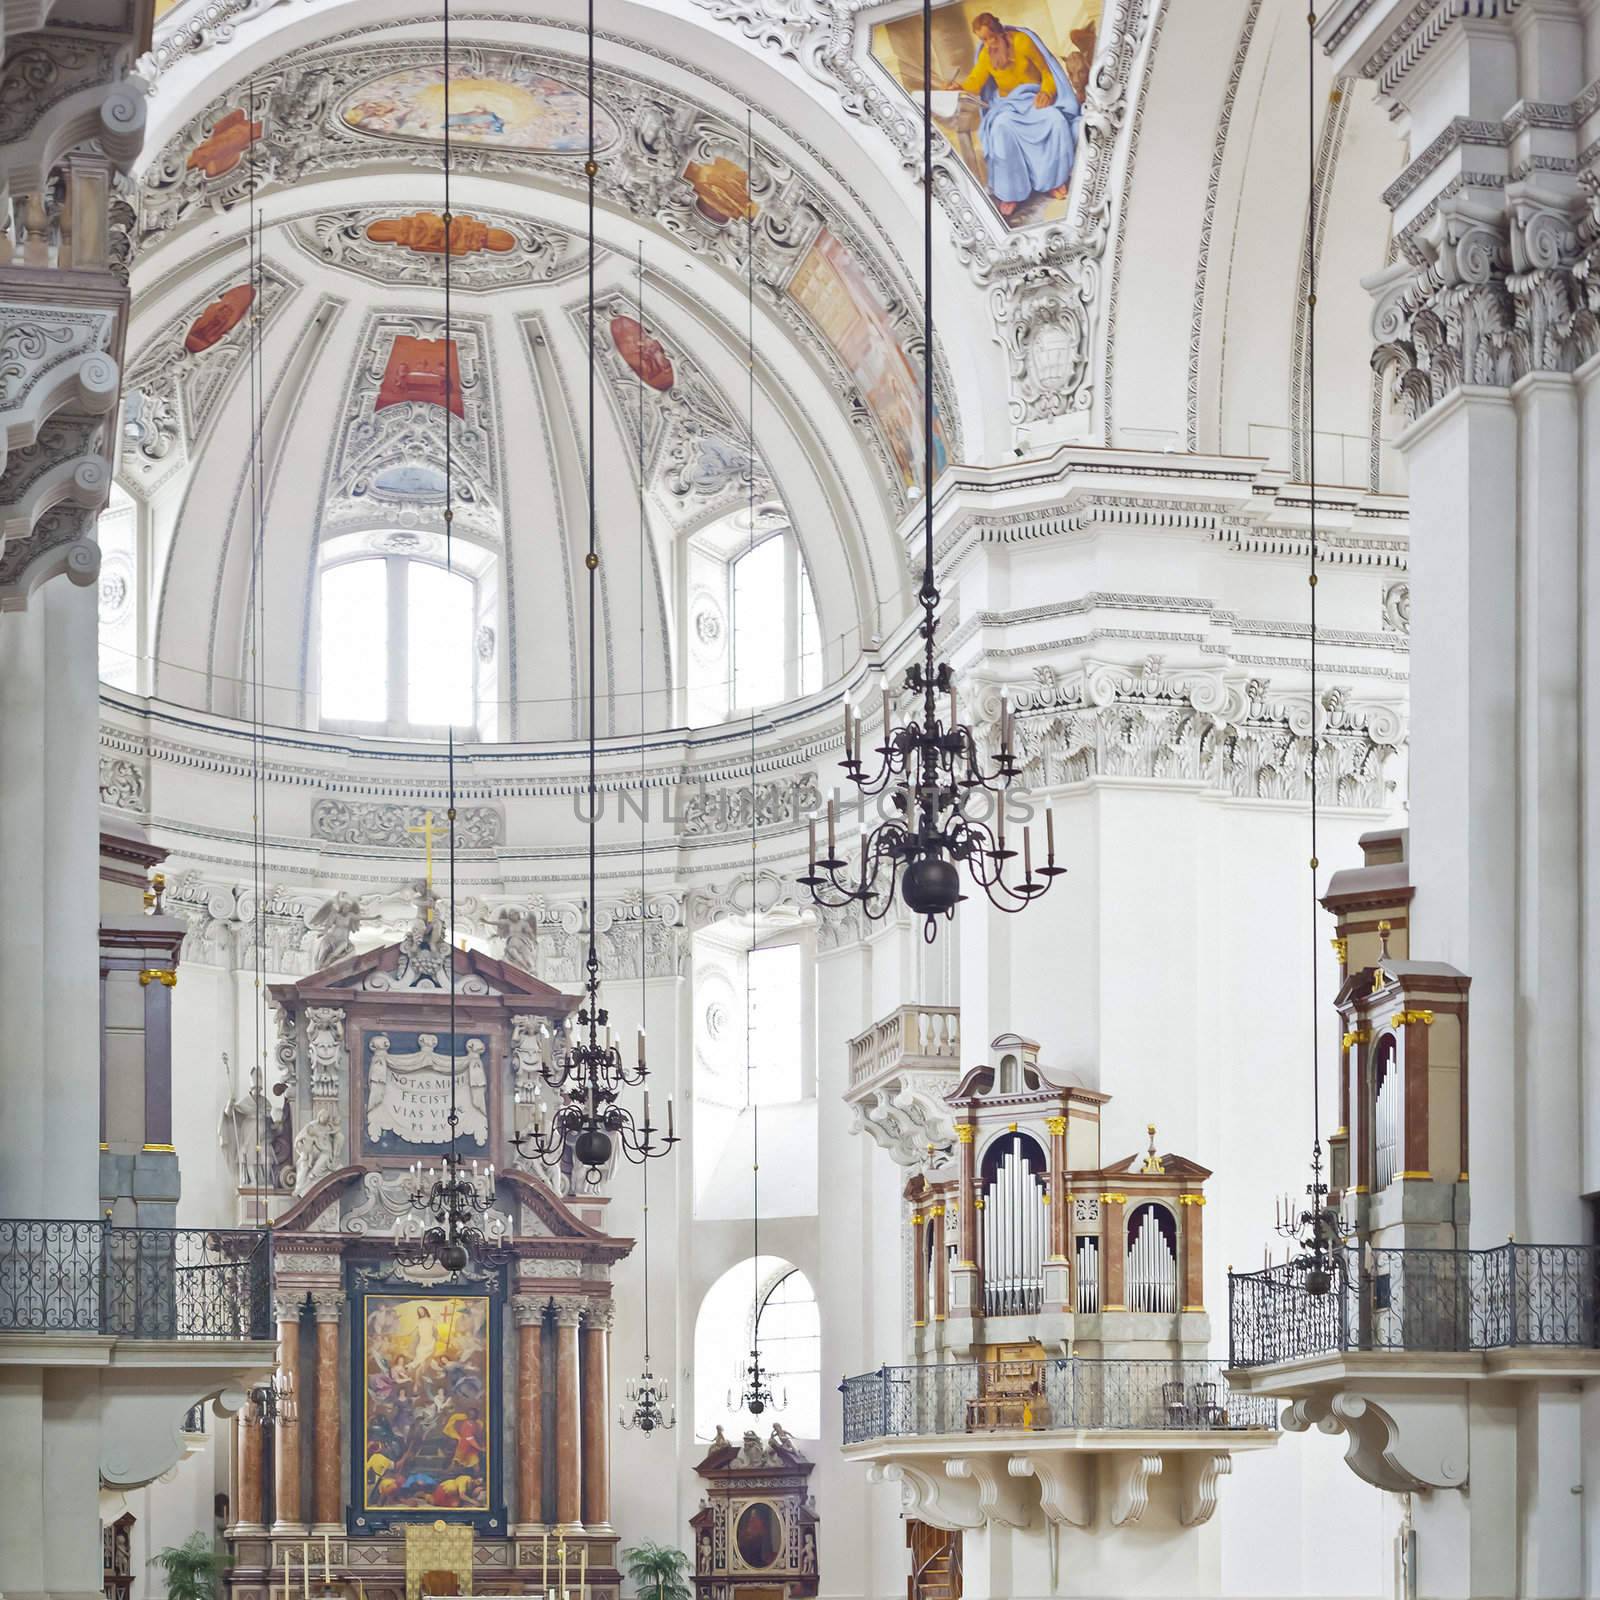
[843,1357,1277,1442]
[1226,1243,1600,1493]
[0,1219,273,1338]
[845,1004,962,1165]
[840,1358,1277,1532]
[1229,1243,1600,1367]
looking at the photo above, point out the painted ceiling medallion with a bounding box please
[185,283,254,354]
[186,106,261,178]
[293,208,583,291]
[365,212,516,257]
[338,64,621,154]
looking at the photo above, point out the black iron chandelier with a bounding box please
[244,1366,296,1427]
[801,0,1061,942]
[732,1344,784,1418]
[509,0,676,1187]
[620,1362,675,1433]
[394,0,498,1276]
[1273,8,1343,1300]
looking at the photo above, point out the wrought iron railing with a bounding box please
[840,1358,1278,1445]
[1228,1243,1600,1368]
[0,1220,273,1339]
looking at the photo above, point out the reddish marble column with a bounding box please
[513,1297,546,1532]
[235,1414,266,1533]
[1046,1117,1069,1258]
[552,1297,584,1530]
[1400,1012,1432,1179]
[581,1302,613,1530]
[1101,1195,1126,1311]
[1179,1195,1205,1312]
[929,1206,947,1322]
[311,1292,343,1531]
[271,1296,305,1534]
[911,1212,928,1326]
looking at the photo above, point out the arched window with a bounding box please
[694,1256,820,1439]
[316,539,488,736]
[686,511,822,725]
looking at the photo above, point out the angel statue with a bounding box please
[495,904,538,973]
[291,1105,344,1195]
[308,890,368,970]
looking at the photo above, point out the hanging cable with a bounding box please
[619,245,673,1434]
[1273,9,1338,1297]
[397,0,497,1275]
[509,0,675,1183]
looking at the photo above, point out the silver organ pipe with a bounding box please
[1075,1235,1100,1313]
[1375,1056,1399,1191]
[1125,1204,1177,1313]
[981,1135,1046,1316]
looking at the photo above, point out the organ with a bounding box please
[910,1032,1211,1362]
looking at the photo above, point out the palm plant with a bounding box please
[150,1532,226,1600]
[621,1540,694,1600]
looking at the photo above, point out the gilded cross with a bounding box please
[404,810,450,919]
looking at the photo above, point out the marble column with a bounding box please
[580,1301,613,1531]
[1100,1194,1125,1311]
[929,1206,947,1323]
[910,1212,927,1327]
[949,1121,981,1316]
[551,1297,584,1531]
[1178,1195,1204,1313]
[512,1296,546,1533]
[272,1294,306,1534]
[235,1414,267,1534]
[310,1292,344,1533]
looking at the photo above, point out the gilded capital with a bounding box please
[1176,1194,1206,1207]
[1044,1116,1067,1137]
[1393,1009,1435,1026]
[1098,1192,1127,1206]
[955,1124,975,1144]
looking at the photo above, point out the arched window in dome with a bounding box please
[314,534,493,737]
[685,513,821,725]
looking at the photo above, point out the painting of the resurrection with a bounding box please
[871,0,1100,227]
[339,66,622,153]
[360,1029,490,1158]
[362,1294,492,1514]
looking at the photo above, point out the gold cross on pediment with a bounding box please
[404,810,450,918]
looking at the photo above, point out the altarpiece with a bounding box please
[222,927,632,1600]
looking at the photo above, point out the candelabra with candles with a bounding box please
[510,949,676,1183]
[619,1364,675,1432]
[396,1151,498,1275]
[802,675,1063,940]
[731,1346,784,1417]
[1273,1147,1345,1297]
[244,1364,295,1426]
